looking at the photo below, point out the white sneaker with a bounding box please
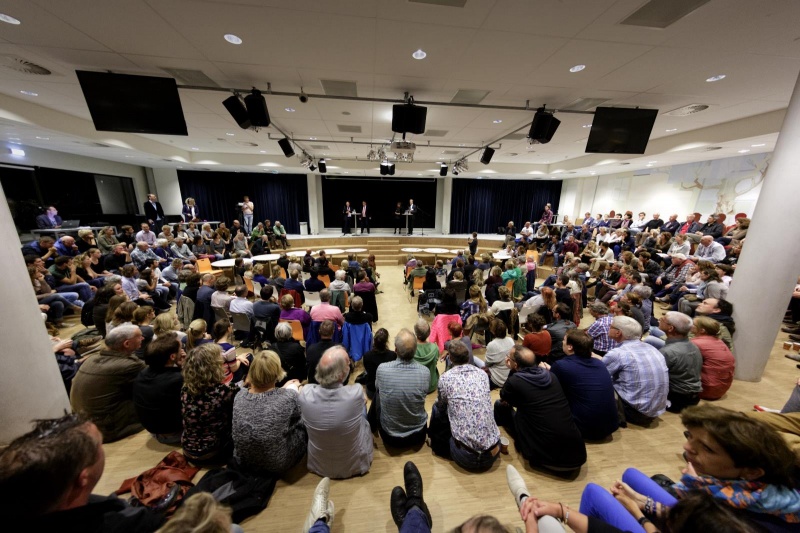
[506,465,529,510]
[303,478,333,532]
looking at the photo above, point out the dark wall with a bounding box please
[178,171,309,234]
[320,176,438,229]
[450,178,563,234]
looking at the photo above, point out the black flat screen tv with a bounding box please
[76,70,188,135]
[585,107,658,154]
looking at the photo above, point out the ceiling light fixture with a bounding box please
[191,147,199,150]
[226,132,234,136]
[309,137,317,140]
[224,34,243,45]
[259,150,266,153]
[737,149,750,153]
[285,107,295,112]
[366,148,377,161]
[493,119,502,124]
[751,143,766,147]
[19,90,38,96]
[412,49,427,60]
[299,153,314,168]
[582,124,592,128]
[0,13,20,25]
[569,64,586,73]
[8,147,25,156]
[35,136,49,140]
[706,74,726,82]
[665,128,678,132]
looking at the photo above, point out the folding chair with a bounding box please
[279,318,305,342]
[303,291,322,310]
[196,258,222,276]
[212,305,229,324]
[230,311,251,336]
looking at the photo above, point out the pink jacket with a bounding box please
[429,314,463,353]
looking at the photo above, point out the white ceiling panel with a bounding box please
[483,0,617,38]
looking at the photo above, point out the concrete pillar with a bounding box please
[727,70,800,381]
[439,176,452,234]
[0,183,71,444]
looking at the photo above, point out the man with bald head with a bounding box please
[659,214,680,235]
[689,235,726,264]
[298,346,373,479]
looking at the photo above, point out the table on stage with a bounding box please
[423,247,449,262]
[252,253,281,273]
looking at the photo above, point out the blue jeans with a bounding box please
[41,292,80,308]
[243,214,253,234]
[57,282,93,302]
[429,403,500,472]
[400,507,432,533]
[580,468,678,533]
[644,326,666,349]
[308,520,330,533]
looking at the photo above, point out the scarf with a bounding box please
[514,366,552,388]
[673,473,800,523]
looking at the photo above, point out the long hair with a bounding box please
[540,286,556,309]
[182,344,225,396]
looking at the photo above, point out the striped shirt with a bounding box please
[375,360,429,437]
[603,339,669,418]
[586,315,618,352]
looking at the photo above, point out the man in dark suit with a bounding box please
[359,201,370,234]
[407,199,418,235]
[36,206,62,229]
[143,194,165,227]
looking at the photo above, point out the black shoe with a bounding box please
[403,461,431,527]
[390,486,407,528]
[789,333,800,342]
[782,326,800,334]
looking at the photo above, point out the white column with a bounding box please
[727,70,800,381]
[306,174,320,234]
[440,176,452,235]
[0,184,71,444]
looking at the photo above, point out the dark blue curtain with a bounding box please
[449,178,562,234]
[177,171,309,234]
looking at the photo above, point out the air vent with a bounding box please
[620,0,710,29]
[235,141,259,147]
[424,129,448,137]
[505,133,527,141]
[310,144,330,150]
[664,104,710,116]
[441,150,460,155]
[409,0,467,6]
[320,79,358,97]
[337,124,362,133]
[160,68,219,87]
[560,98,609,112]
[0,55,51,75]
[705,146,722,151]
[619,162,631,165]
[450,89,489,105]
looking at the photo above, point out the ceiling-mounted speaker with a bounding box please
[392,103,427,134]
[244,90,270,127]
[528,108,560,144]
[318,159,327,173]
[278,137,295,157]
[480,147,495,165]
[223,95,251,129]
[388,163,396,176]
[439,164,448,176]
[380,161,389,176]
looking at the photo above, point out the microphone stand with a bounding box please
[415,205,427,236]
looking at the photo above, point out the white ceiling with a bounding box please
[0,0,798,179]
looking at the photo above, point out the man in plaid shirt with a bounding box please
[653,253,695,297]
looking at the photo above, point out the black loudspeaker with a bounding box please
[318,160,327,173]
[388,163,396,176]
[392,104,427,134]
[528,108,560,144]
[223,95,251,129]
[244,90,270,127]
[480,147,495,165]
[278,138,295,157]
[380,162,388,176]
[439,165,447,176]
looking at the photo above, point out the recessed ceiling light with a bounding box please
[0,14,21,25]
[259,150,266,153]
[459,143,465,147]
[589,171,596,175]
[124,155,134,158]
[412,49,427,60]
[8,147,25,156]
[309,137,317,140]
[737,149,750,153]
[569,64,586,73]
[35,136,49,140]
[226,132,234,136]
[191,147,199,150]
[493,119,502,124]
[582,124,592,128]
[224,34,243,45]
[343,171,349,174]
[665,128,678,132]
[285,107,295,113]
[9,137,20,141]
[751,143,766,147]
[646,164,653,167]
[648,161,658,164]
[19,90,38,96]
[706,74,726,82]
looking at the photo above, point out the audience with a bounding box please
[484,318,514,389]
[691,316,736,401]
[362,328,397,399]
[309,288,344,326]
[658,312,703,413]
[412,319,439,394]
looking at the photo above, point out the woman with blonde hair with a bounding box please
[181,344,239,464]
[691,316,735,400]
[152,312,187,342]
[156,492,234,533]
[185,318,211,350]
[232,350,306,475]
[718,217,749,246]
[181,197,199,223]
[96,226,120,254]
[108,301,138,333]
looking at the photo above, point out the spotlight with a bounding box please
[244,89,270,128]
[318,159,327,173]
[299,87,309,103]
[480,147,495,165]
[309,164,316,172]
[366,149,377,161]
[278,137,295,157]
[453,169,459,176]
[299,153,314,168]
[377,147,387,161]
[439,164,448,176]
[453,158,468,174]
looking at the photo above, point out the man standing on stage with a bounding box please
[394,202,404,235]
[241,195,254,234]
[342,201,353,236]
[407,199,417,235]
[360,201,370,234]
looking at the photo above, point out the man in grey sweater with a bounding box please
[658,312,702,413]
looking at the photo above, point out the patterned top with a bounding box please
[232,388,307,475]
[603,339,669,418]
[586,315,619,352]
[181,382,239,458]
[436,364,500,452]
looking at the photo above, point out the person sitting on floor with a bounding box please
[658,312,703,413]
[494,345,587,472]
[374,329,429,448]
[691,316,735,401]
[428,340,501,472]
[603,316,669,427]
[412,319,440,394]
[484,318,514,390]
[299,346,373,479]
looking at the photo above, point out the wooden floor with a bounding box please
[87,263,795,532]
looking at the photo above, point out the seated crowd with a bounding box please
[8,203,800,533]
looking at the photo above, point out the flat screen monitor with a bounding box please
[76,70,188,135]
[585,107,658,154]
